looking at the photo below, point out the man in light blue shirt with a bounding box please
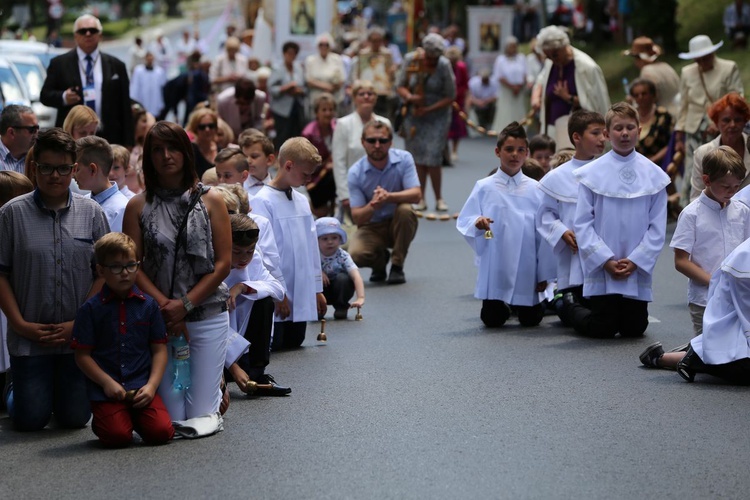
[347,120,421,284]
[0,105,38,174]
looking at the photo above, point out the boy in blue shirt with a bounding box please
[72,232,174,447]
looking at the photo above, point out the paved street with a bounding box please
[2,135,749,498]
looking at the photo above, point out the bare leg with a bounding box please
[416,164,428,203]
[452,139,459,155]
[427,165,442,201]
[658,352,684,369]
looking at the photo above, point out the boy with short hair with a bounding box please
[529,134,556,174]
[316,217,365,320]
[537,110,606,324]
[72,232,173,447]
[251,137,327,349]
[563,102,670,338]
[109,144,135,199]
[457,122,555,328]
[75,136,129,232]
[239,132,275,197]
[0,128,109,431]
[640,146,750,369]
[224,214,288,396]
[215,147,250,186]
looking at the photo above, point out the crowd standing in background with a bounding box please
[3,3,750,445]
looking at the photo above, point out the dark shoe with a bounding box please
[334,308,348,320]
[639,342,664,368]
[676,346,699,383]
[387,265,406,284]
[250,373,291,397]
[562,292,578,307]
[369,249,390,282]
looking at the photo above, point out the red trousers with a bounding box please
[91,394,174,447]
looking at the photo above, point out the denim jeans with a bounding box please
[8,353,90,431]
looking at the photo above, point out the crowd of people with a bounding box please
[1,7,750,447]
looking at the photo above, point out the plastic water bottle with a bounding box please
[172,335,191,391]
[622,77,630,96]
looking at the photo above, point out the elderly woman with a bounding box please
[209,36,248,93]
[332,80,392,210]
[690,93,750,201]
[630,78,673,165]
[269,41,307,150]
[302,93,338,217]
[531,25,610,149]
[186,108,220,178]
[491,36,528,133]
[396,33,456,212]
[304,33,346,114]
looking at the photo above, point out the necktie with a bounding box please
[85,55,94,86]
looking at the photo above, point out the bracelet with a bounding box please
[181,296,194,313]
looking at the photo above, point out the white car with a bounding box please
[0,56,31,110]
[4,54,57,129]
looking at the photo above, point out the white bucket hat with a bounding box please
[315,217,347,244]
[678,34,723,60]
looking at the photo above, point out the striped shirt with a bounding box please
[0,139,26,174]
[0,189,109,356]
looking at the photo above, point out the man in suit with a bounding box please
[40,14,133,147]
[216,77,267,138]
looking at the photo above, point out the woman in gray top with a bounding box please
[397,33,456,212]
[123,121,232,424]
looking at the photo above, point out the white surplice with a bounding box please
[247,212,285,292]
[573,150,670,301]
[251,186,323,322]
[457,169,555,306]
[691,238,750,364]
[129,64,167,117]
[536,157,591,290]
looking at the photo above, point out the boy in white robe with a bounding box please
[223,215,289,396]
[537,110,606,325]
[563,102,670,338]
[457,122,555,327]
[251,137,327,349]
[674,237,750,384]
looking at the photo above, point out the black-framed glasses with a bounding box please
[12,125,39,134]
[76,27,100,36]
[198,123,217,131]
[103,261,140,274]
[34,162,75,176]
[363,137,391,145]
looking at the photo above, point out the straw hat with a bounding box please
[678,34,723,60]
[622,36,662,62]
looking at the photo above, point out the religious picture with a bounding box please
[291,0,315,36]
[479,23,500,52]
[357,53,393,96]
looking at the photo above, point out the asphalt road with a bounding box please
[3,135,749,498]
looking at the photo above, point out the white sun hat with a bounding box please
[678,34,724,60]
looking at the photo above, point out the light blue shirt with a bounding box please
[91,181,128,232]
[347,148,420,223]
[0,139,26,173]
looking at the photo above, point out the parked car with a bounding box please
[0,40,67,69]
[4,54,58,129]
[0,56,31,111]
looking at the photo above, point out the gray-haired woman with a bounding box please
[530,26,610,149]
[396,33,456,212]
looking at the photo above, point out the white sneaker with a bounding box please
[414,201,427,211]
[436,199,448,211]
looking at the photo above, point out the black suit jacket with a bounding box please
[40,49,134,147]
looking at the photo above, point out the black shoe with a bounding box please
[387,265,406,284]
[334,308,348,320]
[561,292,578,307]
[370,249,390,282]
[250,374,291,397]
[676,346,700,383]
[639,342,664,368]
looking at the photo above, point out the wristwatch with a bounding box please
[181,296,195,313]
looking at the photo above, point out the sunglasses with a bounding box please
[363,137,391,145]
[12,125,40,134]
[35,162,75,176]
[76,27,100,36]
[197,123,218,131]
[102,261,141,274]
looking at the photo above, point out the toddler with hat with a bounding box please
[316,217,365,320]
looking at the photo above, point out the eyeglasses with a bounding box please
[102,261,141,274]
[12,125,39,134]
[363,137,391,145]
[357,91,375,97]
[35,162,75,176]
[318,43,330,47]
[197,123,218,131]
[76,27,100,36]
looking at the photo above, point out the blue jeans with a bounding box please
[8,354,90,431]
